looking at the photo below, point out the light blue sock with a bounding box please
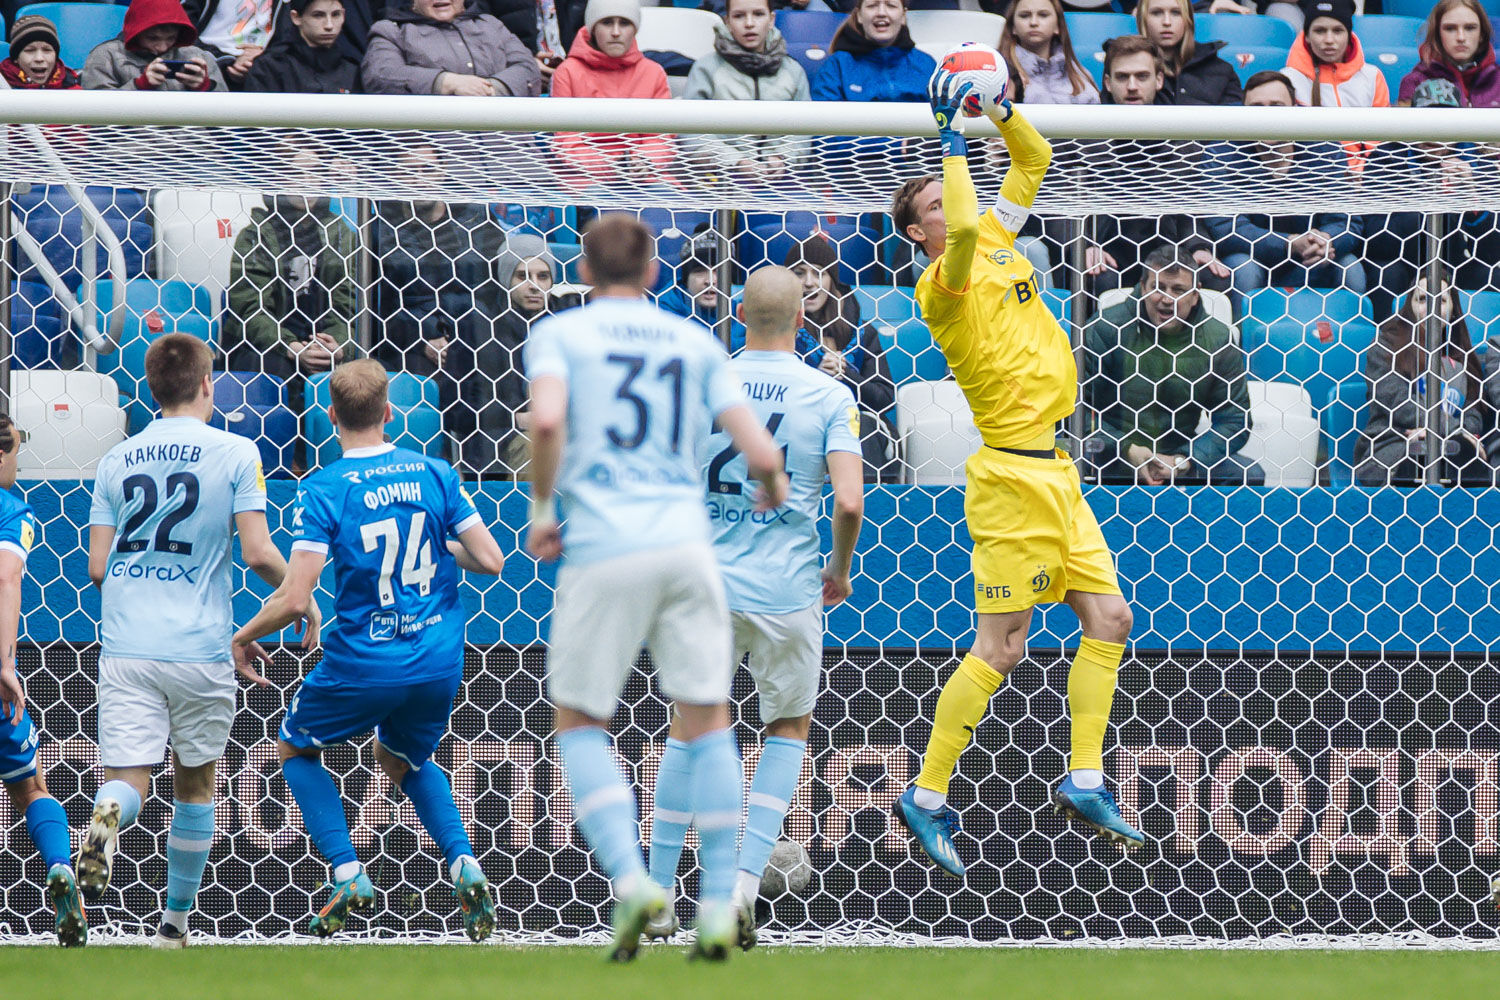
[164,801,215,925]
[400,764,474,870]
[556,727,646,884]
[738,737,806,884]
[281,755,358,869]
[95,779,141,828]
[687,729,743,905]
[648,738,692,892]
[24,797,71,870]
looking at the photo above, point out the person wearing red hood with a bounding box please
[550,0,674,190]
[1,15,81,89]
[81,0,228,91]
[1280,0,1389,107]
[1399,0,1500,108]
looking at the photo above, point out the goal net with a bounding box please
[0,93,1498,945]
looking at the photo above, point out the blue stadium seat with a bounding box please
[1195,13,1296,49]
[1353,15,1424,51]
[1462,290,1500,344]
[1367,46,1418,97]
[93,278,219,432]
[211,372,296,477]
[7,279,68,370]
[10,185,150,289]
[1243,288,1376,410]
[1379,0,1438,19]
[14,2,127,73]
[303,371,448,468]
[775,9,846,77]
[1043,288,1071,327]
[1221,44,1291,83]
[740,221,884,285]
[639,207,714,290]
[1064,12,1135,82]
[548,241,583,284]
[1321,377,1369,488]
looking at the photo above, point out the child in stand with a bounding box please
[1,16,81,89]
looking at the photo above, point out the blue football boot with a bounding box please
[309,869,375,938]
[1051,774,1144,848]
[893,787,965,878]
[454,858,496,943]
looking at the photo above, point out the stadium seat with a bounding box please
[10,369,127,479]
[740,222,885,285]
[1237,380,1320,488]
[7,278,68,369]
[1378,0,1438,19]
[1321,377,1369,488]
[880,321,948,387]
[1368,46,1418,97]
[896,380,979,485]
[639,207,714,290]
[211,372,296,477]
[303,371,448,468]
[1243,287,1376,410]
[14,2,127,74]
[1221,44,1292,84]
[1353,15,1425,51]
[775,9,849,76]
[151,189,266,300]
[1461,289,1500,343]
[1064,12,1136,79]
[637,7,719,63]
[93,278,219,432]
[906,10,1005,55]
[548,241,584,284]
[1194,13,1296,49]
[10,184,150,289]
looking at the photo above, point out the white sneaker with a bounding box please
[643,904,679,940]
[152,924,189,949]
[77,799,121,901]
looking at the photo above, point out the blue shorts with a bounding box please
[279,668,462,770]
[0,708,39,784]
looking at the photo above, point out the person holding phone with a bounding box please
[82,0,227,91]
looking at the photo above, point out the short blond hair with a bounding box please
[330,359,390,432]
[742,266,802,341]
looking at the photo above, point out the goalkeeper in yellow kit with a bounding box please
[889,68,1141,876]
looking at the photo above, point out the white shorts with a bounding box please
[733,605,824,724]
[97,657,236,768]
[547,543,731,721]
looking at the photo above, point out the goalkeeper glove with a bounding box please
[987,97,1016,124]
[927,69,974,158]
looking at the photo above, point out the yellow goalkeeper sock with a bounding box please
[1067,637,1126,773]
[915,654,1004,798]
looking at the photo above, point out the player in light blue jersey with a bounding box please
[526,215,787,962]
[646,266,865,948]
[84,334,313,947]
[0,414,88,945]
[233,360,506,942]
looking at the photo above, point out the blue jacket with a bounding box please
[1203,141,1362,262]
[810,44,935,104]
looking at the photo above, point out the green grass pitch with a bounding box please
[2,944,1497,1000]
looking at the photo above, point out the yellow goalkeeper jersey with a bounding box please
[914,114,1076,451]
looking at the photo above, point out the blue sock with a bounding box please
[24,797,71,870]
[400,764,474,870]
[164,801,215,922]
[95,779,141,828]
[281,755,358,869]
[738,737,806,884]
[687,729,743,905]
[556,727,645,884]
[648,738,692,892]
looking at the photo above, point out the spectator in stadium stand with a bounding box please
[1281,0,1389,107]
[82,0,228,91]
[1099,34,1170,105]
[681,0,811,180]
[660,227,729,331]
[1135,0,1242,105]
[181,0,275,89]
[362,0,542,96]
[221,151,359,390]
[1357,267,1492,486]
[997,0,1099,105]
[1082,245,1264,486]
[1,15,80,88]
[241,0,360,93]
[267,0,375,63]
[783,234,899,481]
[549,0,675,189]
[449,234,583,479]
[1203,96,1366,305]
[810,0,935,103]
[1398,0,1500,107]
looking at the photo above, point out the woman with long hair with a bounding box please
[1399,0,1500,107]
[1355,268,1491,486]
[1135,0,1242,105]
[997,0,1097,104]
[810,0,934,103]
[1282,0,1389,108]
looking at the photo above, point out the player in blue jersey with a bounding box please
[84,334,314,947]
[0,414,88,946]
[232,359,506,942]
[525,214,788,962]
[644,266,865,949]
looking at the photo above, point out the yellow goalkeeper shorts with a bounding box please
[964,446,1121,613]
